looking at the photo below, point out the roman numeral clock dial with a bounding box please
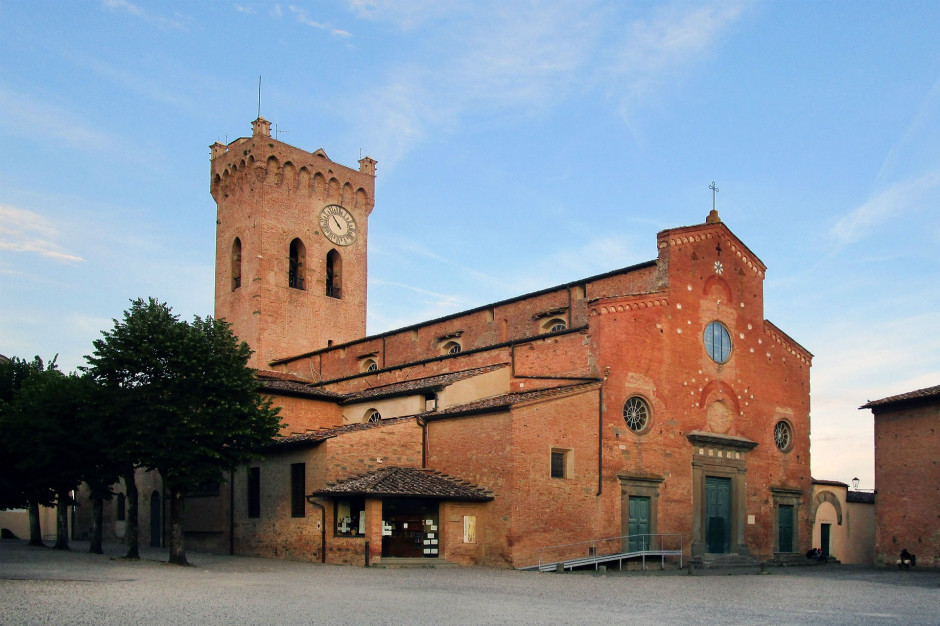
[319,204,357,246]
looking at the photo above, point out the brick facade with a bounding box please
[177,122,815,568]
[863,386,940,568]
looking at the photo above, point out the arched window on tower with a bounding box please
[289,238,306,290]
[231,238,242,290]
[326,249,342,299]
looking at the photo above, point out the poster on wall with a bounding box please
[463,515,476,543]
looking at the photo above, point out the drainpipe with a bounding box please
[306,497,326,563]
[597,383,604,496]
[229,469,235,555]
[418,417,428,468]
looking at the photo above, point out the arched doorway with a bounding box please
[150,491,161,548]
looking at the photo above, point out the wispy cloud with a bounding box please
[830,168,940,246]
[102,0,188,30]
[0,89,116,153]
[0,204,85,263]
[606,2,748,118]
[348,0,462,30]
[288,5,352,37]
[345,1,747,168]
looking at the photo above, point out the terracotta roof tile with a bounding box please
[267,416,416,450]
[255,370,343,400]
[423,381,600,419]
[311,466,493,501]
[341,364,508,403]
[860,384,940,410]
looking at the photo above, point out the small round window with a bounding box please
[623,396,650,433]
[365,409,382,423]
[704,321,732,364]
[774,420,793,452]
[442,341,461,355]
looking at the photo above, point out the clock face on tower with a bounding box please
[319,204,357,246]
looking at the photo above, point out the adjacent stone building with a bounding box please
[810,479,875,565]
[862,385,940,568]
[104,118,815,568]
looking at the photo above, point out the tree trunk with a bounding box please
[53,492,69,550]
[167,488,188,566]
[124,469,140,559]
[89,493,104,554]
[27,501,44,547]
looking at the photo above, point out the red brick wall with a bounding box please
[426,411,515,567]
[272,394,343,434]
[874,404,940,567]
[592,222,812,560]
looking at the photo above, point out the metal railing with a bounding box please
[527,533,684,572]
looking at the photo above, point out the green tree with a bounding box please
[0,356,49,546]
[85,298,281,565]
[0,361,91,550]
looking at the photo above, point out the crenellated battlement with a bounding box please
[210,118,376,212]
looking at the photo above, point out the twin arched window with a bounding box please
[231,236,345,297]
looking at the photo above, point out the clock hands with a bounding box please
[332,215,343,230]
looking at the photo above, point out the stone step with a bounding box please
[371,557,459,568]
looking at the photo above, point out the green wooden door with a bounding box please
[628,496,651,551]
[705,477,731,553]
[778,504,794,552]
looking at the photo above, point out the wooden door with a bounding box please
[705,477,731,553]
[628,496,651,551]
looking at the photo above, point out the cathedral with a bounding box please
[140,118,814,568]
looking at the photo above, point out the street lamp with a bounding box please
[852,477,860,490]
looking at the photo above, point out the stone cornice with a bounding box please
[686,430,758,451]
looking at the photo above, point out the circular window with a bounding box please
[365,409,382,423]
[442,341,461,355]
[704,321,732,363]
[623,396,650,433]
[774,420,793,452]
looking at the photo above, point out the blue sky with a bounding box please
[2,1,939,488]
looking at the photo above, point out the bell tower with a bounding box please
[210,118,376,369]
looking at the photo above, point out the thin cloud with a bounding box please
[0,89,116,153]
[101,0,188,30]
[830,169,940,246]
[346,1,746,168]
[607,2,748,117]
[288,5,352,37]
[0,204,85,263]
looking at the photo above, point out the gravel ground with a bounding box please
[1,540,938,625]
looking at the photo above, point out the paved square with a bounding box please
[1,541,937,625]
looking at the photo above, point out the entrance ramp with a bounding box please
[521,534,684,572]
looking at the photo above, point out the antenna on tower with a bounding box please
[257,75,262,119]
[275,115,288,141]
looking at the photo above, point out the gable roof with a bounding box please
[422,381,600,421]
[341,364,508,404]
[311,466,493,501]
[255,369,343,400]
[267,415,416,452]
[860,384,940,411]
